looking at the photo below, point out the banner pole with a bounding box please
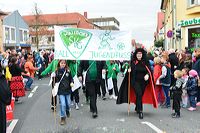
[128,71,131,116]
[52,77,57,125]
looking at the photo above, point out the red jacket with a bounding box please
[153,64,162,83]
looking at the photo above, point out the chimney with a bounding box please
[65,5,68,12]
[84,12,87,18]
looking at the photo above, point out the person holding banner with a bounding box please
[78,60,106,118]
[68,60,81,110]
[41,59,59,111]
[55,60,74,125]
[106,60,120,100]
[117,48,158,119]
[97,61,107,100]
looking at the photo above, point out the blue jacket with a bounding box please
[160,64,171,87]
[186,77,198,96]
[192,57,200,76]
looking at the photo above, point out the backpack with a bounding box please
[0,74,12,105]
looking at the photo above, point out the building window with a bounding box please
[24,31,28,41]
[188,28,200,49]
[5,27,10,40]
[52,36,54,42]
[19,30,23,42]
[191,0,196,4]
[188,0,200,6]
[31,37,36,43]
[48,36,51,42]
[11,28,15,41]
[197,0,200,4]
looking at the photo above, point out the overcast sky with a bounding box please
[0,0,161,48]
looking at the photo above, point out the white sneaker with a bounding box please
[75,103,79,110]
[71,101,74,106]
[109,95,113,99]
[113,96,117,100]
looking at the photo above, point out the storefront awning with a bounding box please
[16,44,31,47]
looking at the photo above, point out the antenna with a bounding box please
[65,5,68,12]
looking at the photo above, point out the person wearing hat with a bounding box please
[117,48,158,119]
[192,48,200,106]
[186,70,199,111]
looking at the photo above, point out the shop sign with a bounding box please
[179,18,200,27]
[192,33,200,38]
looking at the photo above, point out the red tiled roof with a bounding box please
[29,30,54,36]
[23,12,94,29]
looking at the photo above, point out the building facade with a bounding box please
[0,10,30,51]
[89,17,120,30]
[161,0,200,50]
[154,12,165,41]
[23,12,99,51]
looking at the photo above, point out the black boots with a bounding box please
[171,112,180,118]
[139,112,143,119]
[92,112,98,118]
[135,107,143,119]
[66,110,70,118]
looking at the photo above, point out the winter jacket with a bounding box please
[153,64,162,83]
[55,68,73,95]
[177,61,185,70]
[9,64,26,76]
[78,60,106,83]
[106,61,120,79]
[169,53,178,74]
[24,61,38,78]
[186,77,198,96]
[192,56,200,76]
[41,59,59,76]
[68,60,80,77]
[159,63,171,87]
[172,78,184,93]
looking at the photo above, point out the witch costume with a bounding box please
[117,48,158,119]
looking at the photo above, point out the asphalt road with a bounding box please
[7,75,200,133]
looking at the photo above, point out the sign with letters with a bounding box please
[54,26,132,60]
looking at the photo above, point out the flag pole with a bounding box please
[128,70,131,116]
[127,58,132,116]
[52,77,57,125]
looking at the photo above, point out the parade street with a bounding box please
[8,75,200,133]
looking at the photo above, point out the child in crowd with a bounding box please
[159,52,171,108]
[171,70,184,118]
[181,68,189,108]
[55,60,74,125]
[153,57,165,105]
[186,70,198,111]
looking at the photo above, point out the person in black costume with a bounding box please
[117,48,158,119]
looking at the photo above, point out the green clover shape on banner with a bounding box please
[59,28,93,59]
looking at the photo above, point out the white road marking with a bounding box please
[7,119,18,133]
[141,121,164,133]
[28,86,38,98]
